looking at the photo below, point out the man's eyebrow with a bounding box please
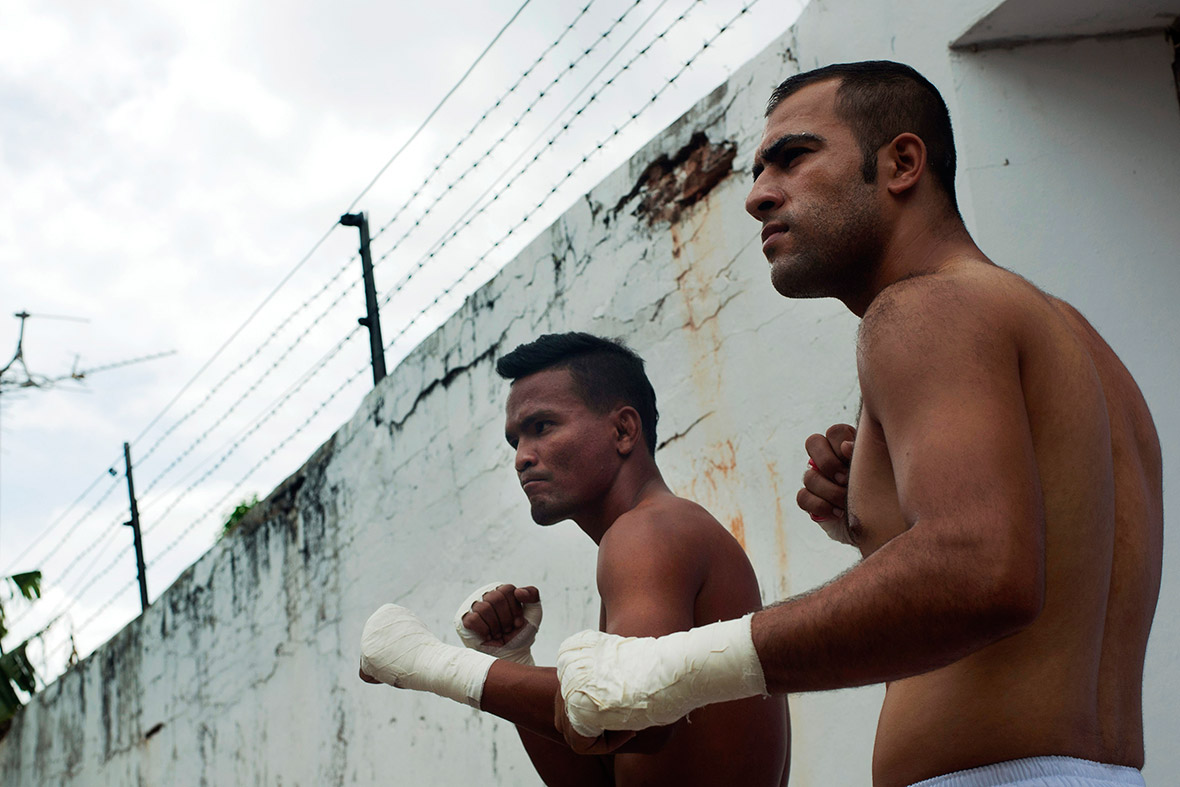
[505,409,558,441]
[753,132,826,177]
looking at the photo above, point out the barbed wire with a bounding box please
[1,240,352,578]
[15,0,765,683]
[2,468,121,574]
[130,224,345,452]
[139,326,364,540]
[136,269,362,500]
[369,0,603,246]
[14,327,367,644]
[377,0,760,360]
[373,0,699,321]
[3,0,541,593]
[134,255,358,475]
[369,0,645,259]
[124,1,682,540]
[4,511,125,633]
[344,0,535,215]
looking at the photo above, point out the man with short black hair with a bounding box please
[554,62,1162,787]
[359,332,790,787]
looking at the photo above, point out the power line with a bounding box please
[1,462,121,573]
[20,0,766,683]
[133,256,358,472]
[137,273,362,499]
[373,0,693,320]
[13,0,542,586]
[140,327,365,539]
[379,0,759,360]
[344,0,535,215]
[370,1,642,252]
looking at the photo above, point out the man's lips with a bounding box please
[520,477,547,493]
[760,222,788,249]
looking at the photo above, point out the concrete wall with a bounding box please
[3,0,1177,784]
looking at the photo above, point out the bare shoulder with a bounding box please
[855,264,1043,399]
[859,263,1038,351]
[604,492,765,630]
[598,494,733,565]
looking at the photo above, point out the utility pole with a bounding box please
[122,442,149,613]
[339,211,387,385]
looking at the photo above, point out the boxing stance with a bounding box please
[360,333,789,786]
[555,62,1162,787]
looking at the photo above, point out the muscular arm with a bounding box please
[756,284,1046,692]
[458,588,613,785]
[595,506,703,751]
[479,662,614,786]
[478,510,705,780]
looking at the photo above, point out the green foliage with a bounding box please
[0,570,41,642]
[1,571,42,725]
[222,494,260,537]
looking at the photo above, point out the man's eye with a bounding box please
[534,421,551,434]
[782,148,806,166]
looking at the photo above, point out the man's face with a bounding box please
[746,79,885,300]
[504,367,619,526]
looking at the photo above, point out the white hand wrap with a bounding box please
[453,582,544,666]
[556,613,767,737]
[360,603,495,709]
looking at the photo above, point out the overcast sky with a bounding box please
[0,0,803,686]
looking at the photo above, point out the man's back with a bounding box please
[598,493,790,787]
[852,262,1163,786]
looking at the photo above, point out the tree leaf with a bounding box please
[9,571,42,601]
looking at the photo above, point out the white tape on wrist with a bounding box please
[556,613,767,737]
[360,603,495,709]
[453,582,543,666]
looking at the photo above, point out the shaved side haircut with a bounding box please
[767,60,959,213]
[496,332,659,456]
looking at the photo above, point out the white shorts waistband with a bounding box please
[907,756,1145,787]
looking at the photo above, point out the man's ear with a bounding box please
[613,406,643,456]
[881,132,926,196]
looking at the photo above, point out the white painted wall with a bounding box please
[2,0,1177,784]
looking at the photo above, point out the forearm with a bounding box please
[517,728,614,787]
[486,659,676,754]
[480,662,615,785]
[755,529,1041,693]
[480,660,565,741]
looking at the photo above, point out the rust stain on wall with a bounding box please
[728,513,747,550]
[765,460,792,596]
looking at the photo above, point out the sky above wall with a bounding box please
[0,0,804,687]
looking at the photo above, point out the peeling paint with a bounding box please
[6,6,1174,785]
[613,132,738,227]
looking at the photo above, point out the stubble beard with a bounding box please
[528,497,566,526]
[768,182,883,300]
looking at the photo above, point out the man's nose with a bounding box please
[515,443,536,473]
[745,178,783,220]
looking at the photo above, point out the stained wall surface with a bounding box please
[2,0,1177,784]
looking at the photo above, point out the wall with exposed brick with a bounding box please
[3,0,1178,783]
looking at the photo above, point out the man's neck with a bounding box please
[575,464,671,545]
[842,218,984,317]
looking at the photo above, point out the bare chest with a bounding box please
[847,413,909,556]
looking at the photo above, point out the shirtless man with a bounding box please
[553,62,1163,787]
[358,332,789,786]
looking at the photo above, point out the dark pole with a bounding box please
[339,211,387,385]
[122,442,149,613]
